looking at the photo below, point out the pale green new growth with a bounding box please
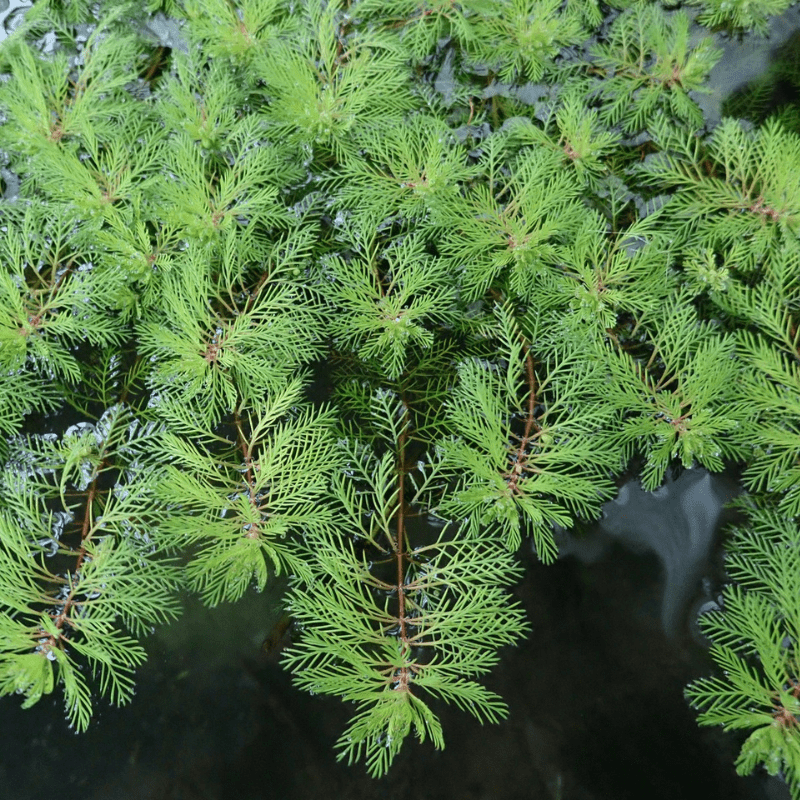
[464,0,587,83]
[327,114,481,226]
[253,0,416,159]
[590,4,722,133]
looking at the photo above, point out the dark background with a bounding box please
[0,470,790,799]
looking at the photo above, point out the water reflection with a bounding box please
[0,463,789,799]
[558,466,740,638]
[0,0,31,42]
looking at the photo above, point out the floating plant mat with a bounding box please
[1,1,800,798]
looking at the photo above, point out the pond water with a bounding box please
[0,465,790,800]
[0,0,30,39]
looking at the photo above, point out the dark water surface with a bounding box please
[0,469,789,800]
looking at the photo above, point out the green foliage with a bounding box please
[734,329,800,518]
[0,404,181,730]
[686,0,797,36]
[321,224,458,380]
[0,203,128,381]
[355,0,494,63]
[252,0,417,159]
[588,3,722,133]
[437,136,587,300]
[686,496,800,795]
[505,86,623,189]
[283,394,528,776]
[156,378,339,605]
[436,304,622,556]
[463,0,588,83]
[180,0,297,62]
[0,0,799,790]
[0,12,143,158]
[137,228,321,430]
[640,115,800,269]
[603,290,750,488]
[326,114,481,226]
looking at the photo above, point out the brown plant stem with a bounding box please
[505,318,541,492]
[395,402,409,647]
[45,475,98,653]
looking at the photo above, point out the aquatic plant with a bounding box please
[0,0,799,789]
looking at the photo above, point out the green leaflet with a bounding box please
[283,391,528,776]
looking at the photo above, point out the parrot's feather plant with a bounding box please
[1,0,800,789]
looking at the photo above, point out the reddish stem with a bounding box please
[506,345,538,494]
